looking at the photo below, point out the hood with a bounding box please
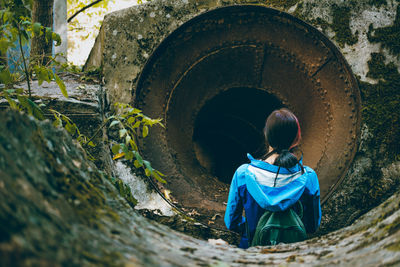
[245,154,308,212]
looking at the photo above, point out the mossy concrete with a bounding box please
[1,110,400,266]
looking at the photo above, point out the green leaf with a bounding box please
[142,125,149,138]
[155,170,165,177]
[52,32,61,46]
[15,95,44,120]
[109,120,119,128]
[133,160,142,168]
[119,129,127,138]
[121,143,129,153]
[153,172,166,184]
[143,160,153,172]
[127,117,135,124]
[32,22,41,36]
[133,151,143,166]
[145,168,151,177]
[125,134,132,144]
[129,139,138,151]
[21,20,31,27]
[111,144,120,154]
[132,121,140,128]
[2,11,12,24]
[15,88,24,94]
[30,100,45,120]
[0,38,13,54]
[54,73,68,98]
[17,94,33,115]
[88,141,96,147]
[125,151,134,160]
[45,69,52,83]
[35,66,49,85]
[45,27,52,43]
[0,68,13,85]
[65,122,77,135]
[53,118,62,128]
[131,108,142,114]
[3,92,19,110]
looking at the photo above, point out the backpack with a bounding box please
[250,202,307,246]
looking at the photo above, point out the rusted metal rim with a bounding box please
[135,5,361,226]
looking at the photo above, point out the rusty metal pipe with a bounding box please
[135,5,361,226]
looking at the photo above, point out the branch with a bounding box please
[67,0,104,23]
[17,24,32,99]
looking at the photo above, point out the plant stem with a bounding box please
[83,118,111,147]
[17,24,32,99]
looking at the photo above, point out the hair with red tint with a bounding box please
[290,115,301,149]
[263,108,302,169]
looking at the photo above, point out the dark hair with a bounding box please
[263,108,302,170]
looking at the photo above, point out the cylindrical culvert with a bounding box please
[135,5,361,227]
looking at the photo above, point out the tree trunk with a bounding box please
[30,0,54,65]
[0,2,7,68]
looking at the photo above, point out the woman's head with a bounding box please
[264,108,301,151]
[263,108,302,169]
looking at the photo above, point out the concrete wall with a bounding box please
[54,0,68,61]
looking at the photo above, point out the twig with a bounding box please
[67,0,104,23]
[17,24,31,99]
[82,118,110,147]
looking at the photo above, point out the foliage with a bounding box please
[0,0,67,98]
[0,0,161,209]
[0,87,45,119]
[108,176,138,208]
[48,102,165,206]
[50,108,95,148]
[67,0,113,40]
[68,0,112,21]
[109,102,166,184]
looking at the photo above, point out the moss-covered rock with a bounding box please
[368,5,400,57]
[1,109,400,266]
[331,4,359,47]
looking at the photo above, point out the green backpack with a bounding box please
[250,202,307,246]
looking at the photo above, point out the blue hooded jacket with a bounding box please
[224,154,321,248]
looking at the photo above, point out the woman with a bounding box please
[224,108,321,248]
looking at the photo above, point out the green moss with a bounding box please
[369,0,388,8]
[263,0,300,9]
[81,250,124,266]
[383,216,400,235]
[292,3,358,46]
[291,1,304,19]
[311,17,331,33]
[386,242,400,251]
[368,5,400,57]
[331,4,358,47]
[57,171,120,228]
[32,129,120,227]
[359,52,400,159]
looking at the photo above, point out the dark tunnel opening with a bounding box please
[193,87,283,184]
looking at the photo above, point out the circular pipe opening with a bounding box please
[135,5,361,226]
